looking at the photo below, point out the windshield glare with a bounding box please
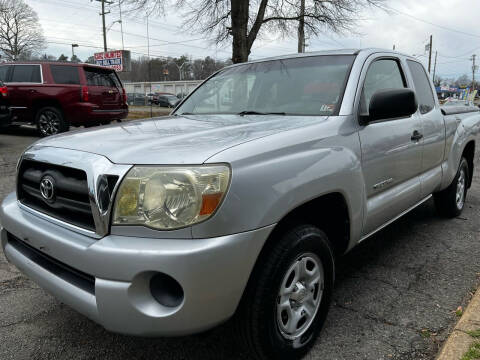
[176,55,355,116]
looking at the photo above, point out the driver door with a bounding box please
[358,57,424,236]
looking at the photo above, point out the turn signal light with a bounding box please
[81,86,89,102]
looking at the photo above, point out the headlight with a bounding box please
[112,165,230,230]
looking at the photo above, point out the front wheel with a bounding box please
[36,106,68,137]
[235,224,335,359]
[434,157,469,217]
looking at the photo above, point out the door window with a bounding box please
[51,65,80,84]
[407,60,435,114]
[360,59,406,114]
[11,65,41,83]
[0,65,11,82]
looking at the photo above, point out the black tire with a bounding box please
[36,106,68,137]
[235,224,335,359]
[434,157,469,218]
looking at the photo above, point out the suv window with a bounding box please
[361,59,406,114]
[51,65,80,85]
[407,60,435,114]
[0,65,11,82]
[84,67,118,88]
[11,65,41,83]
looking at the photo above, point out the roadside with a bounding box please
[127,105,171,120]
[437,288,480,360]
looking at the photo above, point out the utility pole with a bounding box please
[432,51,438,83]
[427,35,432,73]
[146,14,152,118]
[95,0,113,52]
[297,0,305,53]
[393,44,395,50]
[471,54,477,92]
[118,0,124,50]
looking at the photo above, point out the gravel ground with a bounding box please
[0,125,479,360]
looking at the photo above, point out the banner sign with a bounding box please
[94,50,131,72]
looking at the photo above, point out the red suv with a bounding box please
[0,62,128,136]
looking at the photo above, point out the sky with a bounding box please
[26,0,480,81]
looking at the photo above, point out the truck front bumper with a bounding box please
[0,193,274,336]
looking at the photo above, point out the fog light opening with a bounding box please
[149,273,184,308]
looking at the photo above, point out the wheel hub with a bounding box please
[276,253,324,340]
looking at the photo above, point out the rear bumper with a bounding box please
[68,104,128,125]
[0,193,273,336]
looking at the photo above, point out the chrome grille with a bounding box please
[17,159,96,231]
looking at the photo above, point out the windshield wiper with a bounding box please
[176,112,196,115]
[237,110,286,116]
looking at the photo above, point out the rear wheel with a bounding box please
[434,157,469,217]
[36,106,68,137]
[235,224,335,359]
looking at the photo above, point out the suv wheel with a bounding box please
[36,107,68,137]
[434,157,469,217]
[235,224,335,359]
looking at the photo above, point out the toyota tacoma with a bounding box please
[1,49,480,359]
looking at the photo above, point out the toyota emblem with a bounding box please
[40,176,55,201]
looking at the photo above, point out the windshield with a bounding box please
[175,55,355,116]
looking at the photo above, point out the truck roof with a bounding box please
[227,48,417,68]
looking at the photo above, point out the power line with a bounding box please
[380,4,480,39]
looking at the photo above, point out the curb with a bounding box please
[436,288,480,360]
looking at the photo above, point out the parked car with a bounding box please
[157,94,180,108]
[1,49,480,359]
[0,81,11,128]
[0,62,128,136]
[127,93,147,106]
[146,92,159,105]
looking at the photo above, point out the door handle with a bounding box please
[411,130,423,142]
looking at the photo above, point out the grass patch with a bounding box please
[468,329,480,338]
[456,307,464,317]
[421,329,431,338]
[461,342,480,360]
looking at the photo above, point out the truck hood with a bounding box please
[34,114,327,164]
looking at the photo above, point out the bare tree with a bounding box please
[0,0,46,61]
[123,0,385,63]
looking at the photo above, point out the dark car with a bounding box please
[127,93,147,106]
[157,94,180,108]
[0,62,129,136]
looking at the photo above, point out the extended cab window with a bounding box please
[407,60,435,114]
[10,65,41,83]
[51,65,80,85]
[84,67,118,88]
[360,59,406,114]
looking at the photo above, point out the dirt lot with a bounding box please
[0,125,479,359]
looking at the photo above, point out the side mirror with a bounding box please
[363,88,418,123]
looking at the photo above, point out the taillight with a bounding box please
[81,86,88,102]
[122,88,127,104]
[0,86,7,97]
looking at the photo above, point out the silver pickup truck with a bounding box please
[1,49,479,359]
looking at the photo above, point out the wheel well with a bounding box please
[32,99,64,120]
[463,141,475,188]
[263,193,350,258]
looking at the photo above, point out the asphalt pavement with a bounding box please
[1,125,479,360]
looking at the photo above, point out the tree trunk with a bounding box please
[231,0,250,63]
[297,0,305,53]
